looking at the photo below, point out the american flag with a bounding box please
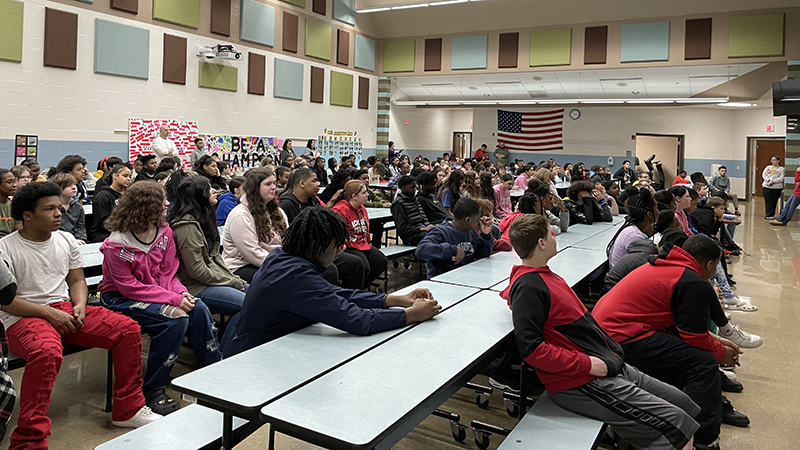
[497,109,564,151]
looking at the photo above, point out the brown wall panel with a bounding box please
[311,66,325,103]
[312,0,326,16]
[282,12,299,53]
[44,8,78,70]
[497,32,518,69]
[110,0,138,14]
[337,29,350,65]
[162,34,187,84]
[358,76,369,109]
[584,26,608,64]
[210,0,231,36]
[248,52,266,95]
[685,18,712,60]
[424,38,442,72]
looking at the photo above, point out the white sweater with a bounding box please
[222,196,287,271]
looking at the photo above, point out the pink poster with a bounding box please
[128,119,198,166]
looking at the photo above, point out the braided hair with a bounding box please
[606,187,656,256]
[282,207,349,259]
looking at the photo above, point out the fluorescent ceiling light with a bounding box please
[429,0,468,5]
[675,98,727,104]
[356,7,391,12]
[626,99,674,104]
[536,100,578,104]
[391,3,428,9]
[461,101,498,105]
[579,100,625,104]
[392,100,427,106]
[717,102,755,107]
[425,101,460,105]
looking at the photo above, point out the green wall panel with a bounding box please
[94,19,150,79]
[728,13,784,58]
[305,19,331,61]
[280,0,305,8]
[529,28,571,67]
[198,61,238,92]
[330,71,353,107]
[0,0,23,63]
[273,58,304,100]
[383,40,415,73]
[240,0,275,47]
[153,0,199,29]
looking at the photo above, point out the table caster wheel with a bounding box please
[473,429,491,450]
[450,421,467,443]
[403,261,412,270]
[475,393,490,409]
[504,398,520,418]
[392,260,399,268]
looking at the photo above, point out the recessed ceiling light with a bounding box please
[632,90,640,95]
[468,86,478,90]
[532,76,544,81]
[616,82,628,87]
[483,93,490,97]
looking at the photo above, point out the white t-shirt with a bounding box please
[151,136,177,163]
[0,231,83,328]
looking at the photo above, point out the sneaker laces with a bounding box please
[730,324,754,342]
[139,405,156,417]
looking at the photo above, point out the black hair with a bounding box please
[306,139,315,149]
[228,175,245,192]
[682,235,722,266]
[667,186,688,200]
[353,169,368,180]
[282,139,292,151]
[416,170,437,187]
[367,156,376,165]
[566,180,594,201]
[689,172,707,185]
[56,155,87,174]
[167,177,219,249]
[275,166,291,178]
[282,167,315,199]
[452,197,480,220]
[718,165,727,170]
[398,175,417,189]
[517,192,540,214]
[165,169,189,202]
[195,154,216,172]
[139,154,156,165]
[607,188,656,256]
[282,207,349,259]
[687,188,699,200]
[327,157,338,171]
[21,158,40,169]
[155,159,176,174]
[679,170,687,177]
[660,229,688,249]
[526,178,550,198]
[102,163,133,185]
[330,167,353,186]
[623,160,631,164]
[154,172,171,183]
[655,209,676,234]
[216,160,229,171]
[194,137,204,145]
[654,190,675,210]
[11,181,62,222]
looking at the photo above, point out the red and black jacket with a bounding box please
[500,265,625,394]
[592,246,726,361]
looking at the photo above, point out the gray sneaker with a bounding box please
[721,324,762,349]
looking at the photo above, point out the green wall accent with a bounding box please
[153,0,200,29]
[529,29,571,67]
[280,0,306,8]
[728,13,784,58]
[0,0,23,63]
[305,19,331,61]
[383,40,415,73]
[330,71,353,107]
[94,19,150,79]
[198,61,238,92]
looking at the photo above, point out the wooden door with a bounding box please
[754,140,785,197]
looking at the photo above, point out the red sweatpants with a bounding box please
[6,302,146,450]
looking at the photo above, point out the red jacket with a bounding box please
[498,211,524,241]
[332,200,371,251]
[592,246,726,361]
[794,170,800,198]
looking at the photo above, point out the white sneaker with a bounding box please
[112,405,163,428]
[721,324,763,349]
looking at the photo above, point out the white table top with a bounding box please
[79,242,103,267]
[83,204,92,215]
[366,207,393,220]
[431,250,521,290]
[510,189,525,198]
[546,247,609,287]
[369,183,393,190]
[259,289,513,450]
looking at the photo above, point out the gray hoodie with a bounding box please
[603,239,658,293]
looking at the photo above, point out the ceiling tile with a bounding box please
[596,68,642,80]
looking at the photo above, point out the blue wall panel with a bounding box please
[620,21,670,62]
[273,58,304,100]
[354,35,375,72]
[94,19,150,79]
[332,0,356,26]
[241,0,275,47]
[451,35,488,70]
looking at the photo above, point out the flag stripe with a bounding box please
[497,133,563,142]
[497,109,564,152]
[521,121,563,129]
[521,115,564,123]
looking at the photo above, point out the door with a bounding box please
[634,134,682,189]
[753,139,785,197]
[453,132,472,160]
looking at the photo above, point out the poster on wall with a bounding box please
[14,134,38,166]
[204,135,284,171]
[128,119,198,166]
[318,129,363,161]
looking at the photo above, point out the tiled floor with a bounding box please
[2,198,798,449]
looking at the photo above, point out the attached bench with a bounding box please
[376,245,418,292]
[95,404,259,450]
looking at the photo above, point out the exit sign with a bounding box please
[766,124,774,132]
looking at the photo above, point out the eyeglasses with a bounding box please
[19,176,32,180]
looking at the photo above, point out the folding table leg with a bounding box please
[268,426,276,450]
[222,414,233,450]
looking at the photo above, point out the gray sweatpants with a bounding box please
[550,364,700,450]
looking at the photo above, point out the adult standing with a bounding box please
[493,142,508,167]
[190,137,206,168]
[280,140,295,167]
[151,124,177,164]
[302,139,318,159]
[771,165,800,226]
[388,141,402,162]
[761,156,785,220]
[708,166,740,216]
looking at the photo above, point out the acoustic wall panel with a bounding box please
[330,71,353,107]
[274,58,303,100]
[282,12,298,53]
[153,0,199,29]
[312,0,326,15]
[583,26,607,64]
[247,52,265,95]
[241,0,275,47]
[310,66,324,103]
[111,0,138,14]
[354,35,375,72]
[684,18,711,60]
[451,35,488,70]
[199,61,237,91]
[358,76,369,109]
[75,0,93,4]
[529,29,571,67]
[162,34,186,84]
[44,8,78,70]
[280,0,305,8]
[383,40,414,73]
[497,32,518,69]
[305,19,332,61]
[424,38,441,71]
[94,19,150,79]
[620,21,670,62]
[728,13,784,58]
[0,0,23,63]
[210,0,231,36]
[337,29,350,65]
[332,0,355,26]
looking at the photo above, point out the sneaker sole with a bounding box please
[488,377,520,394]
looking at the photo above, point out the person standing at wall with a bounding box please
[151,125,177,164]
[190,138,206,168]
[494,142,508,168]
[761,157,785,220]
[770,165,800,226]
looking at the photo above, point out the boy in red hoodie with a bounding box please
[502,215,700,450]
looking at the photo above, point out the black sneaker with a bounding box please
[722,396,750,427]
[488,367,521,394]
[720,371,743,393]
[694,441,721,450]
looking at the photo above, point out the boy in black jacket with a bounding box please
[390,176,433,245]
[415,170,452,225]
[503,215,700,450]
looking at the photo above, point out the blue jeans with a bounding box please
[776,194,800,224]
[197,284,248,357]
[101,291,222,395]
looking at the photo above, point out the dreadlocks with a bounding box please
[282,207,349,259]
[606,187,656,256]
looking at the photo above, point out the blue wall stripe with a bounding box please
[683,158,746,178]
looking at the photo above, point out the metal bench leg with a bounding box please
[105,350,113,413]
[222,413,233,450]
[268,426,276,450]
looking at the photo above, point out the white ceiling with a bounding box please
[392,64,766,101]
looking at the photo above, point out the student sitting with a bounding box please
[51,173,88,244]
[99,181,222,415]
[391,175,434,245]
[502,214,701,450]
[0,251,16,441]
[593,236,747,450]
[2,183,161,448]
[354,169,391,208]
[56,155,91,203]
[438,170,464,214]
[319,168,352,204]
[91,164,133,242]
[274,166,291,194]
[387,162,410,191]
[168,177,246,355]
[222,168,288,283]
[513,164,535,190]
[525,179,569,233]
[673,170,691,186]
[493,173,514,218]
[195,155,228,191]
[415,197,494,279]
[607,189,658,267]
[330,180,388,289]
[415,170,452,225]
[0,169,21,239]
[228,207,441,355]
[134,154,157,183]
[562,180,613,225]
[216,175,245,225]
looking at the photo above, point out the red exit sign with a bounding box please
[766,124,774,132]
